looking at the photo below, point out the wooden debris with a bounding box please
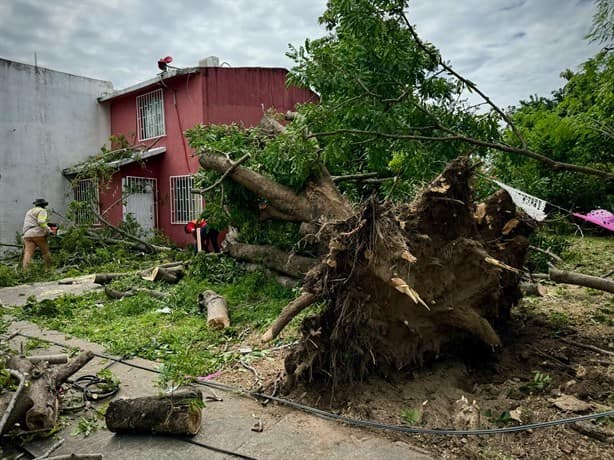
[549,268,614,294]
[569,421,612,443]
[559,338,614,358]
[105,389,203,436]
[550,394,592,412]
[1,351,94,432]
[198,290,230,329]
[261,292,317,342]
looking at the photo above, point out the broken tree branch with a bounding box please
[199,153,312,221]
[225,243,317,278]
[92,208,157,253]
[262,292,318,342]
[192,152,251,194]
[530,245,563,264]
[0,370,26,435]
[559,338,614,358]
[398,9,528,150]
[307,129,614,180]
[549,268,614,294]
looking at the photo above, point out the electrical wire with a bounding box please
[11,332,614,438]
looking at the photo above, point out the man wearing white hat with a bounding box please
[22,198,52,269]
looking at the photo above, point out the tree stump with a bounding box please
[105,389,203,436]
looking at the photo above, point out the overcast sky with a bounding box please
[0,0,603,108]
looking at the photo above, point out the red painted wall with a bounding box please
[103,67,317,246]
[201,67,318,125]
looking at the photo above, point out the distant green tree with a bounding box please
[494,50,613,211]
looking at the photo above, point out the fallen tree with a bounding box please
[199,152,533,387]
[187,0,609,389]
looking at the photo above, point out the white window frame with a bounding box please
[72,178,100,225]
[170,175,204,224]
[136,88,165,141]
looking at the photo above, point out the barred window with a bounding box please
[72,179,99,225]
[136,89,165,141]
[170,175,203,224]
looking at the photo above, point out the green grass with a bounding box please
[15,255,294,385]
[560,236,614,276]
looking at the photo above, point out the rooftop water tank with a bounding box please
[199,56,220,67]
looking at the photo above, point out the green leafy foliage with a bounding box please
[400,407,421,425]
[72,415,100,437]
[494,51,613,212]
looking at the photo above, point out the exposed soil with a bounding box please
[219,282,614,459]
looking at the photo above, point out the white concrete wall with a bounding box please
[0,58,112,247]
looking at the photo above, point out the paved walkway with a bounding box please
[4,318,432,460]
[0,274,101,307]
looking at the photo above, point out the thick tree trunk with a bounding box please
[105,389,203,436]
[549,268,614,294]
[3,351,94,432]
[225,243,316,278]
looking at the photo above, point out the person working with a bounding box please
[22,198,53,269]
[184,218,220,253]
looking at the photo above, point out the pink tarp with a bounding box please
[572,209,614,232]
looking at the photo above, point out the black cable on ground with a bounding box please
[11,332,614,437]
[180,437,257,460]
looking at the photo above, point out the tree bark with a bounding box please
[200,153,312,222]
[549,268,614,294]
[105,389,203,436]
[198,290,230,329]
[225,243,316,278]
[262,292,318,342]
[3,351,94,431]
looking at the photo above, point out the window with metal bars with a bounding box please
[170,175,203,224]
[136,89,165,140]
[72,179,99,225]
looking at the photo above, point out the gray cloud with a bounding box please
[0,0,603,109]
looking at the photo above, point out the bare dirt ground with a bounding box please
[219,283,613,459]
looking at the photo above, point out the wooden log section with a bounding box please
[3,351,94,431]
[105,389,203,436]
[549,268,614,294]
[199,290,230,329]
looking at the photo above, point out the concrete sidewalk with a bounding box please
[5,320,432,460]
[0,274,101,307]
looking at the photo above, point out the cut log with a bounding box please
[141,266,181,283]
[105,389,203,436]
[198,290,230,329]
[3,351,94,432]
[549,268,614,294]
[94,273,125,285]
[104,286,169,300]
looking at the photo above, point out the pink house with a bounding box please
[67,62,317,247]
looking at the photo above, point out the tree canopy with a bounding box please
[186,0,613,245]
[494,49,613,211]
